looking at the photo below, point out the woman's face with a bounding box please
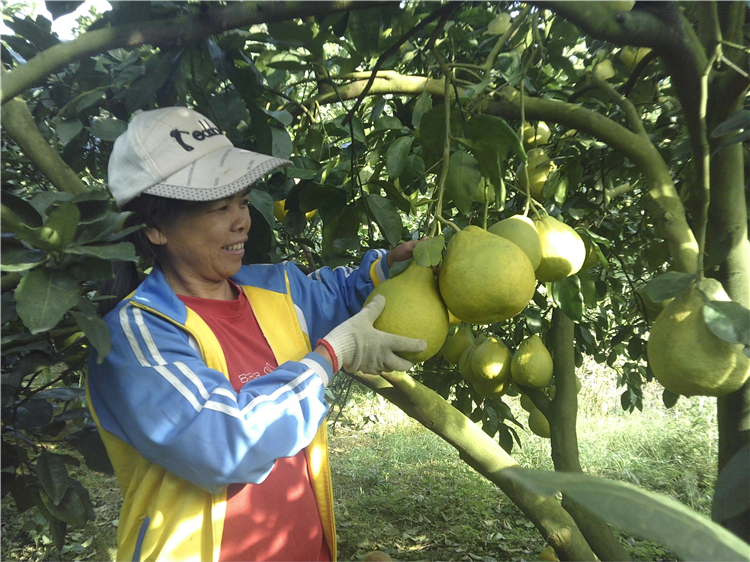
[148,191,251,296]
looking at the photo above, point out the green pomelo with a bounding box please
[528,408,551,438]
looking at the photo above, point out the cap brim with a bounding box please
[144,146,291,201]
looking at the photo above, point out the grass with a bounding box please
[2,361,719,561]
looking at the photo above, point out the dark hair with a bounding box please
[98,194,208,315]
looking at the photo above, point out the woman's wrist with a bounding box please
[314,343,337,372]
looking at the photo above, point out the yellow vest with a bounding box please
[86,275,336,561]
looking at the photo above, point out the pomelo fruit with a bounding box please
[511,334,554,388]
[489,215,542,270]
[533,216,586,282]
[365,262,449,362]
[439,226,536,325]
[647,279,750,397]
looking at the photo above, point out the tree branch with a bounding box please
[590,74,647,136]
[1,98,89,195]
[1,1,379,103]
[350,370,598,561]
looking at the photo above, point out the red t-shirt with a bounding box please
[178,284,331,562]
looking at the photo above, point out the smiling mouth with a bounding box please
[222,243,244,251]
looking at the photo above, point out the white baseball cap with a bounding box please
[107,106,291,207]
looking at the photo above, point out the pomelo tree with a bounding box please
[2,1,748,559]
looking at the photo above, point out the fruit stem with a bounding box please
[695,47,720,282]
[437,215,462,232]
[430,48,453,238]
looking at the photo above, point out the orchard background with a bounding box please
[1,2,749,561]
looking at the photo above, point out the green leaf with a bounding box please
[322,205,360,257]
[386,136,414,180]
[348,8,381,57]
[1,239,47,273]
[366,194,403,246]
[445,150,481,215]
[388,258,411,278]
[14,269,79,334]
[412,236,445,268]
[70,309,111,364]
[42,202,81,250]
[418,107,462,167]
[270,127,293,160]
[374,116,403,131]
[500,466,750,562]
[411,92,432,129]
[645,272,695,303]
[89,117,127,141]
[248,189,275,227]
[551,276,583,323]
[64,242,137,262]
[703,300,750,347]
[55,117,84,146]
[35,451,69,506]
[1,193,43,227]
[399,155,426,195]
[524,307,543,334]
[710,110,750,138]
[298,183,341,213]
[40,478,96,527]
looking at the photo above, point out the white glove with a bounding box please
[321,295,427,374]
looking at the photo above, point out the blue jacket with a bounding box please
[86,250,389,561]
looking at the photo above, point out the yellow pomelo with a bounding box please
[511,334,553,388]
[533,216,586,282]
[488,215,542,270]
[528,408,551,438]
[594,59,615,80]
[447,309,462,326]
[619,46,651,68]
[519,148,555,201]
[647,279,750,397]
[519,121,551,149]
[274,199,316,224]
[471,336,512,383]
[365,262,449,362]
[441,324,475,365]
[473,376,510,399]
[439,226,536,325]
[519,393,536,412]
[488,12,512,35]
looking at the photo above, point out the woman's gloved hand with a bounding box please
[321,295,427,374]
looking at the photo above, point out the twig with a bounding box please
[342,4,455,128]
[436,215,461,232]
[590,74,648,137]
[430,49,453,238]
[267,86,315,122]
[480,4,532,74]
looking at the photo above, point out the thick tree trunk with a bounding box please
[351,371,598,561]
[707,142,750,541]
[549,310,632,561]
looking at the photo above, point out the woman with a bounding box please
[86,107,426,562]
